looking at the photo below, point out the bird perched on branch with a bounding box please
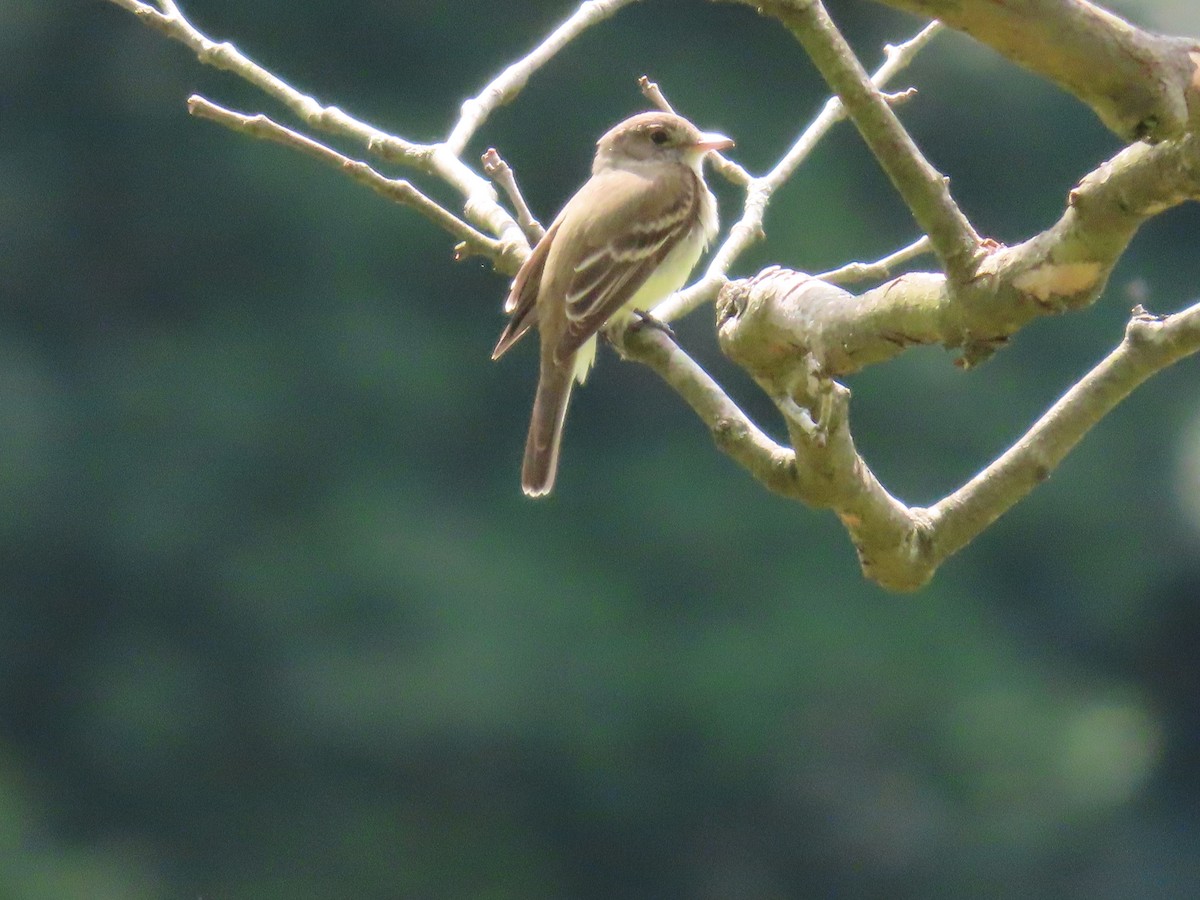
[493,111,732,496]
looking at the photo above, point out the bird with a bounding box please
[492,111,733,497]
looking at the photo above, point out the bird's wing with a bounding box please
[555,165,700,362]
[492,220,561,361]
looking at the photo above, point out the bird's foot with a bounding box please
[627,309,676,340]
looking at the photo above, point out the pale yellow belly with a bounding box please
[571,227,707,385]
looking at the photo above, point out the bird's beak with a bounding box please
[693,131,734,153]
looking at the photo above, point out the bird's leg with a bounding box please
[625,308,676,340]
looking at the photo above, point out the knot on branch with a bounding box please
[717,267,856,383]
[854,513,938,594]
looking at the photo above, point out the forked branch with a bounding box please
[868,0,1200,142]
[623,297,1200,591]
[103,0,1200,590]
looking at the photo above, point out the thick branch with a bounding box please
[626,280,1200,591]
[869,0,1200,142]
[719,132,1200,375]
[710,294,1200,591]
[705,119,1200,589]
[718,268,953,377]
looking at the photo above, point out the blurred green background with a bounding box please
[3,0,1200,896]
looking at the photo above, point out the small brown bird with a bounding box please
[492,111,732,496]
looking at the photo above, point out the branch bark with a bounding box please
[621,289,1200,591]
[717,126,1200,378]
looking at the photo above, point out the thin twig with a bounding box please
[652,21,943,322]
[102,0,525,255]
[187,96,505,262]
[482,149,545,245]
[637,75,675,114]
[444,0,645,156]
[817,235,933,285]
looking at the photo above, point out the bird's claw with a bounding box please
[628,309,676,340]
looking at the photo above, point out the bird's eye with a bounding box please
[649,128,670,146]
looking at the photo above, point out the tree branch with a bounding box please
[444,0,645,156]
[187,96,505,261]
[749,0,982,281]
[615,328,801,496]
[708,289,1200,591]
[868,0,1200,142]
[104,0,1200,591]
[718,131,1200,376]
[704,121,1200,588]
[481,148,546,246]
[103,0,530,269]
[816,236,933,286]
[652,21,943,322]
[924,300,1200,577]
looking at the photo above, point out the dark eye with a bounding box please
[649,128,670,146]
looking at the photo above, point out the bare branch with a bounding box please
[652,21,943,323]
[708,285,1200,591]
[707,121,1200,589]
[924,299,1200,579]
[816,235,933,285]
[750,0,982,281]
[187,96,505,263]
[444,0,644,156]
[106,0,159,14]
[102,0,525,256]
[868,0,1200,142]
[106,0,1200,592]
[482,148,545,246]
[637,75,674,113]
[614,328,802,497]
[718,126,1200,375]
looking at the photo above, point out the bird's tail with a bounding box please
[521,359,574,497]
